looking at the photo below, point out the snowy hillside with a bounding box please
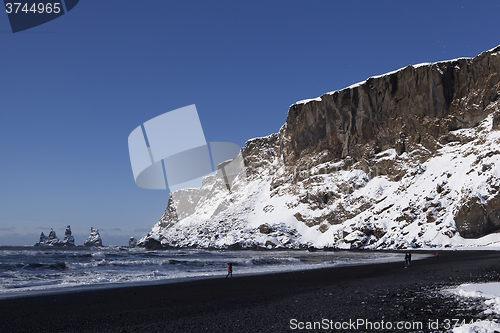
[139,46,500,250]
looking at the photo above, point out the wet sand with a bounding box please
[1,250,499,332]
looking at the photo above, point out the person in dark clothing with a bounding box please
[226,263,233,278]
[408,252,412,267]
[404,253,409,268]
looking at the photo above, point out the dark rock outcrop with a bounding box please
[62,225,75,246]
[36,227,76,246]
[84,227,103,247]
[141,238,164,250]
[455,193,500,238]
[35,228,63,246]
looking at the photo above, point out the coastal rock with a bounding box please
[84,227,103,247]
[62,225,75,246]
[139,46,500,249]
[35,226,76,246]
[140,237,164,250]
[38,232,47,244]
[35,228,63,246]
[129,237,137,248]
[455,193,500,238]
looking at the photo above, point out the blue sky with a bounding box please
[1,1,499,246]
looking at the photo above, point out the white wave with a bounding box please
[0,247,413,298]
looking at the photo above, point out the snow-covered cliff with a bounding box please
[139,46,500,250]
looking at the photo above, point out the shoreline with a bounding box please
[1,250,500,332]
[0,249,431,301]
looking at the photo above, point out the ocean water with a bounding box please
[0,246,406,298]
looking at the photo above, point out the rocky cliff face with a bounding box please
[140,46,500,250]
[280,51,500,166]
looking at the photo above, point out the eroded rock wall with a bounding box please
[279,47,500,167]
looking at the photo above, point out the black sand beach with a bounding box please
[1,250,499,333]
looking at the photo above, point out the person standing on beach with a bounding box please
[404,253,409,268]
[226,263,233,278]
[408,252,411,267]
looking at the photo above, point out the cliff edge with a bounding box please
[140,45,500,250]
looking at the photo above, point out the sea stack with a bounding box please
[84,227,103,247]
[35,228,63,246]
[62,225,75,246]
